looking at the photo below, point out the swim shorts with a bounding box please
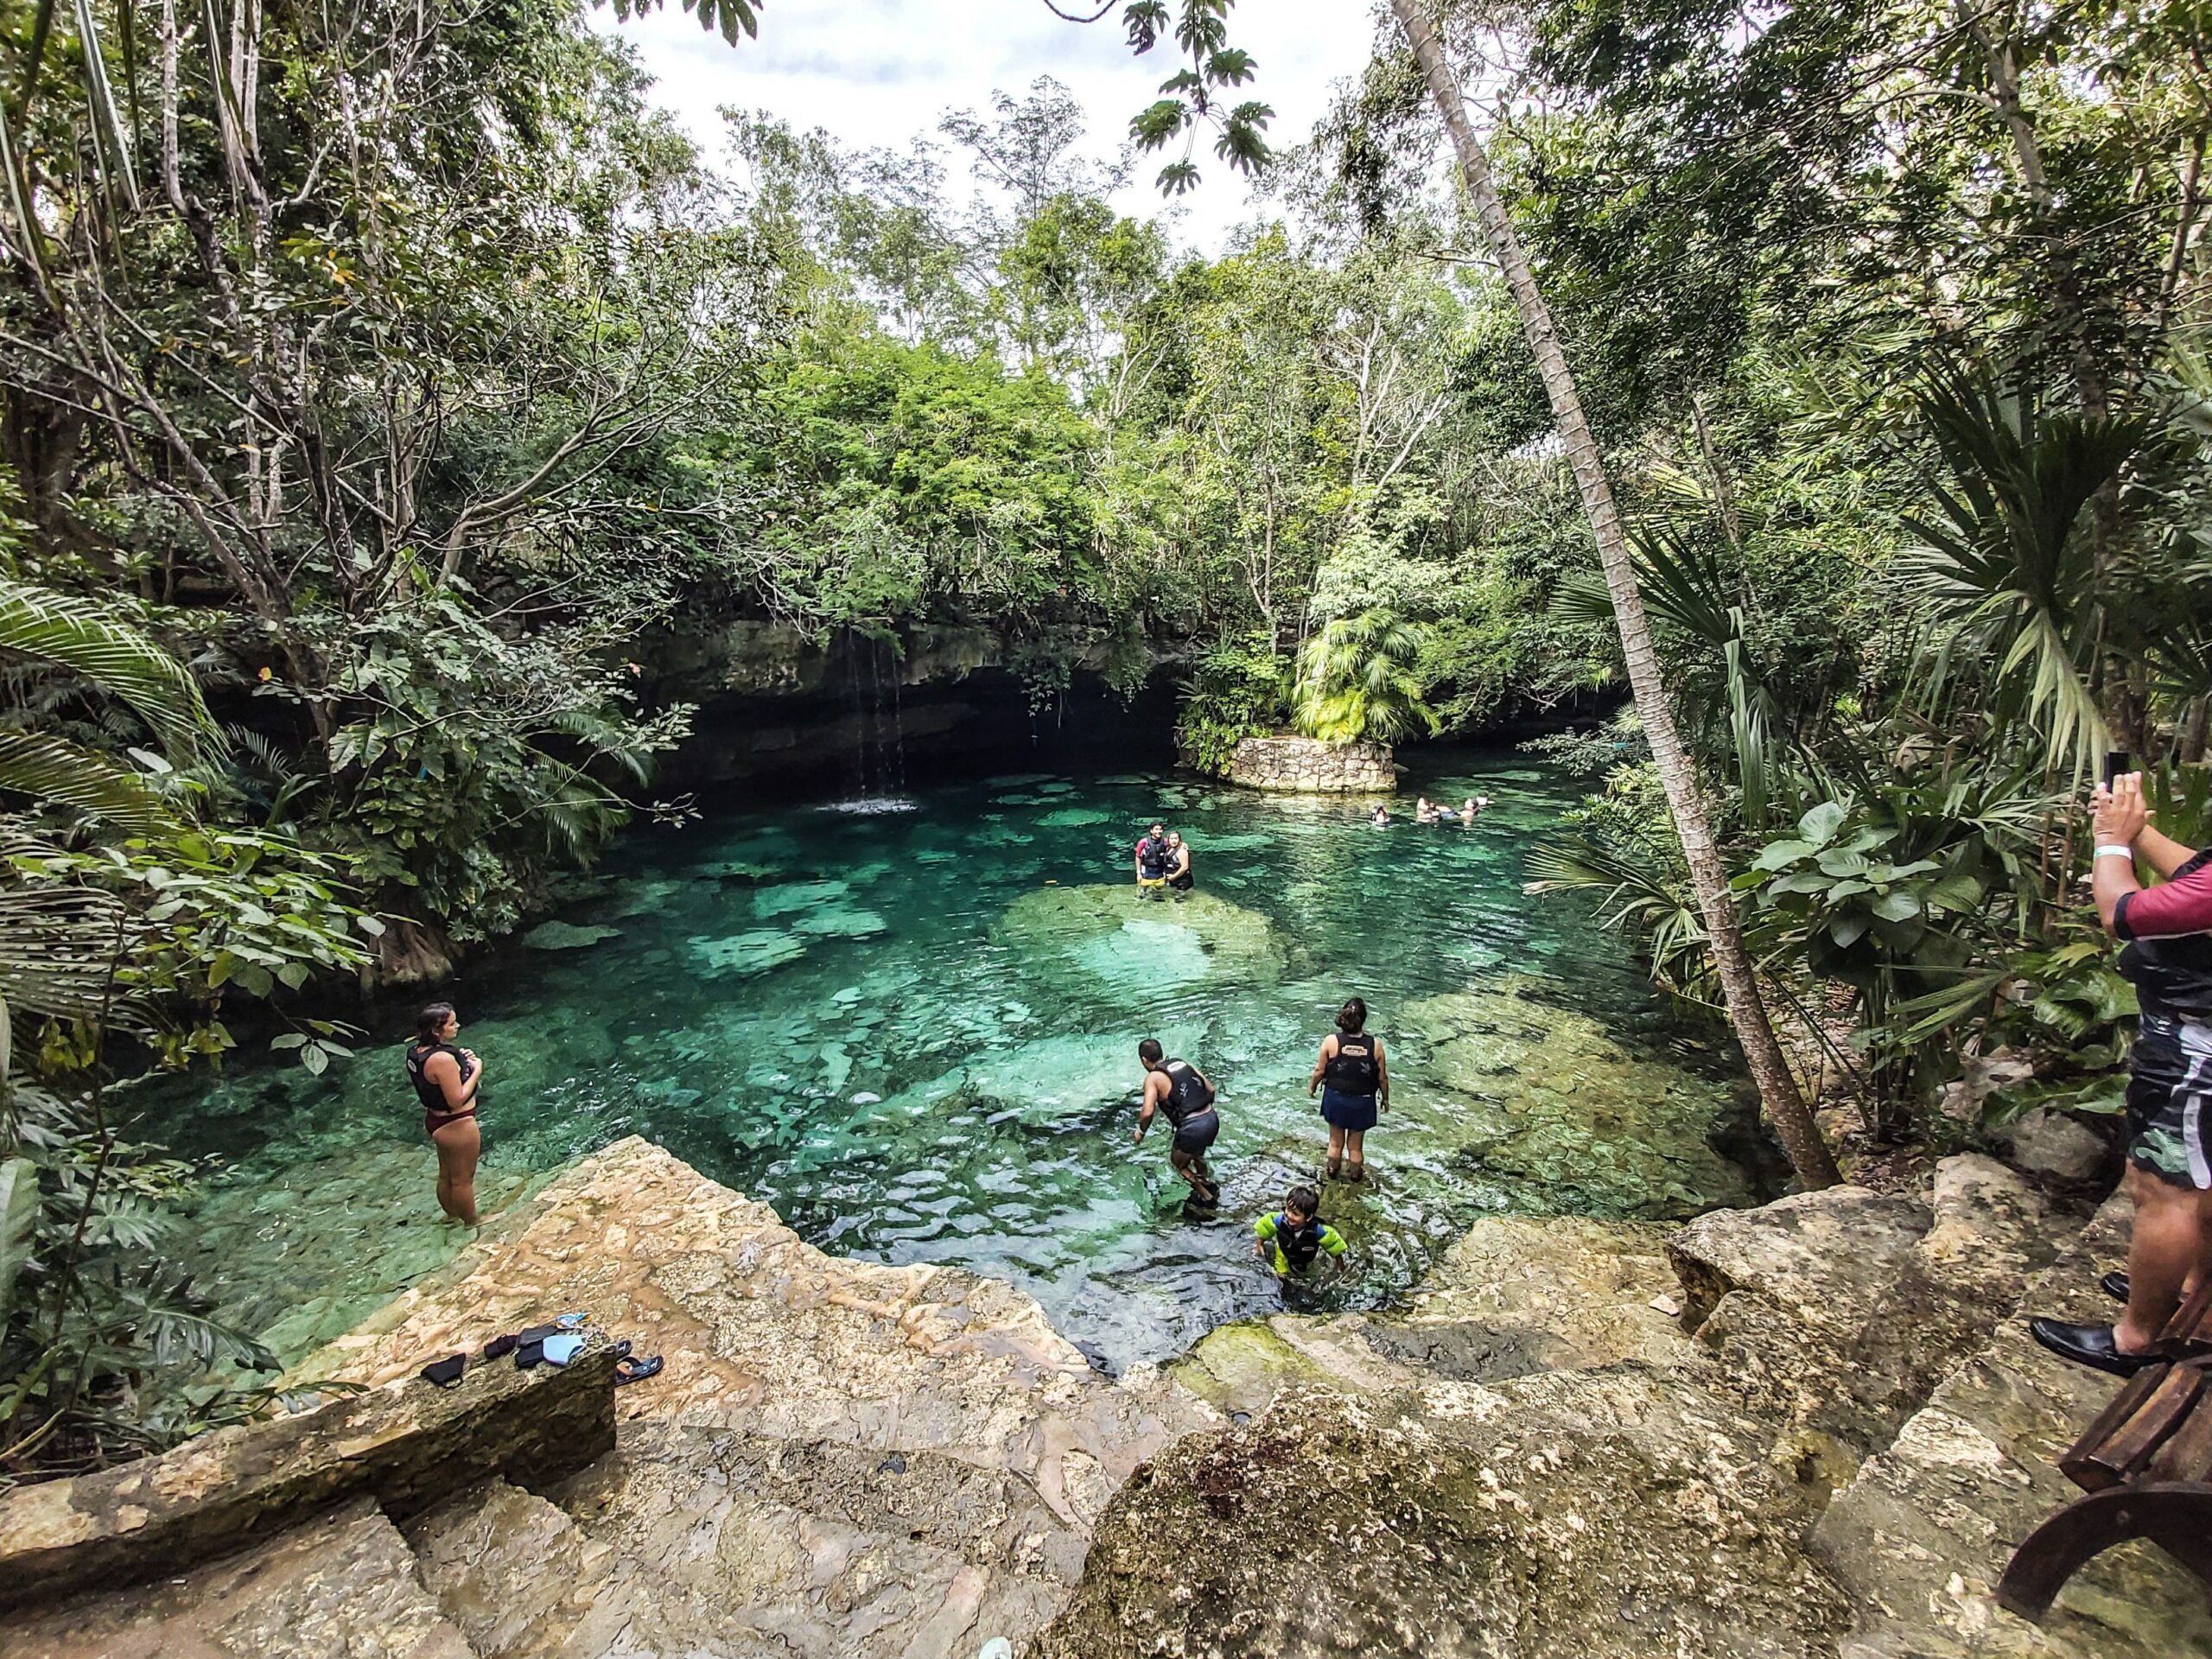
[1319,1085,1377,1132]
[1137,876,1166,890]
[2127,1013,2212,1190]
[1172,1109,1219,1158]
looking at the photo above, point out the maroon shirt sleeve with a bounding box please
[2114,850,2212,939]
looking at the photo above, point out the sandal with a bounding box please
[614,1353,664,1385]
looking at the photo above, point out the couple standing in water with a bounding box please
[1133,821,1194,893]
[1131,994,1389,1205]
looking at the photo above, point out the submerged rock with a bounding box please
[689,929,805,977]
[1401,983,1756,1219]
[991,884,1298,999]
[521,920,621,950]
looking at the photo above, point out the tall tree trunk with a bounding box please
[1390,0,1840,1189]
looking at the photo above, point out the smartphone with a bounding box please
[2105,751,2131,789]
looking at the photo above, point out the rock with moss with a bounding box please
[1401,984,1756,1219]
[991,884,1301,1000]
[1173,1213,1695,1421]
[1034,1372,1853,1659]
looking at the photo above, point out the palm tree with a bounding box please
[1290,610,1440,745]
[1389,0,1840,1188]
[0,575,218,1327]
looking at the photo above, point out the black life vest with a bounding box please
[1273,1211,1326,1273]
[1137,836,1170,878]
[406,1041,474,1115]
[1324,1031,1379,1096]
[1158,1059,1214,1127]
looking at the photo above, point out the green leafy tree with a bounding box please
[1290,609,1440,745]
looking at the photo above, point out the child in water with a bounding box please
[1254,1185,1349,1282]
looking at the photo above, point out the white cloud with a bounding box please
[590,0,1379,255]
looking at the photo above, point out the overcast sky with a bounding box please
[588,0,1382,255]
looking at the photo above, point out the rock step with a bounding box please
[1666,1153,2090,1495]
[404,1475,782,1659]
[1813,1191,2212,1658]
[1173,1214,1698,1419]
[547,1423,1080,1657]
[0,1494,479,1659]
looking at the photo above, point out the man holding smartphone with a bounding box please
[2030,768,2212,1375]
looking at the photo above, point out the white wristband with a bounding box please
[2094,844,2137,861]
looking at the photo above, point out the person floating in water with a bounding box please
[1370,804,1390,827]
[1135,1038,1221,1208]
[1465,796,1490,817]
[1255,1185,1349,1283]
[406,1001,483,1224]
[1309,995,1387,1182]
[1416,797,1440,823]
[1135,821,1171,893]
[1166,830,1194,893]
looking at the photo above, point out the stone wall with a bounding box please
[1225,734,1395,793]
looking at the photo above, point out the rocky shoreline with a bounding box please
[2,1136,2205,1657]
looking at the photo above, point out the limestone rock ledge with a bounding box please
[1050,1154,2212,1659]
[291,1135,1216,1530]
[9,1141,2210,1659]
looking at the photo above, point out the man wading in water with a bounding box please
[1134,821,1172,893]
[1134,1039,1222,1211]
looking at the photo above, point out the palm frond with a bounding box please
[1898,366,2148,773]
[0,732,176,832]
[0,577,219,762]
[0,885,138,1024]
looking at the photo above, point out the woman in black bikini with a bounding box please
[406,1002,483,1224]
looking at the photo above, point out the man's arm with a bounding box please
[2096,773,2212,936]
[2136,823,2198,881]
[1134,1077,1158,1144]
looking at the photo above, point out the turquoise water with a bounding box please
[137,752,1766,1372]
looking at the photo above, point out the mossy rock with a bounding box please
[1399,983,1754,1220]
[519,920,620,951]
[991,884,1299,997]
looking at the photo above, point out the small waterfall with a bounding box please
[875,634,906,796]
[823,630,913,816]
[843,634,868,800]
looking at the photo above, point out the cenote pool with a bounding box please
[134,750,1774,1375]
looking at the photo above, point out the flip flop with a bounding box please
[614,1353,664,1385]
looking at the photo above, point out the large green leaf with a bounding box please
[0,1155,37,1324]
[0,730,175,830]
[0,576,217,761]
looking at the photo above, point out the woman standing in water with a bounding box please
[1308,996,1387,1181]
[406,1002,483,1224]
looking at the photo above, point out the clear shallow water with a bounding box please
[136,752,1767,1373]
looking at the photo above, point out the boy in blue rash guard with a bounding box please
[1254,1186,1348,1281]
